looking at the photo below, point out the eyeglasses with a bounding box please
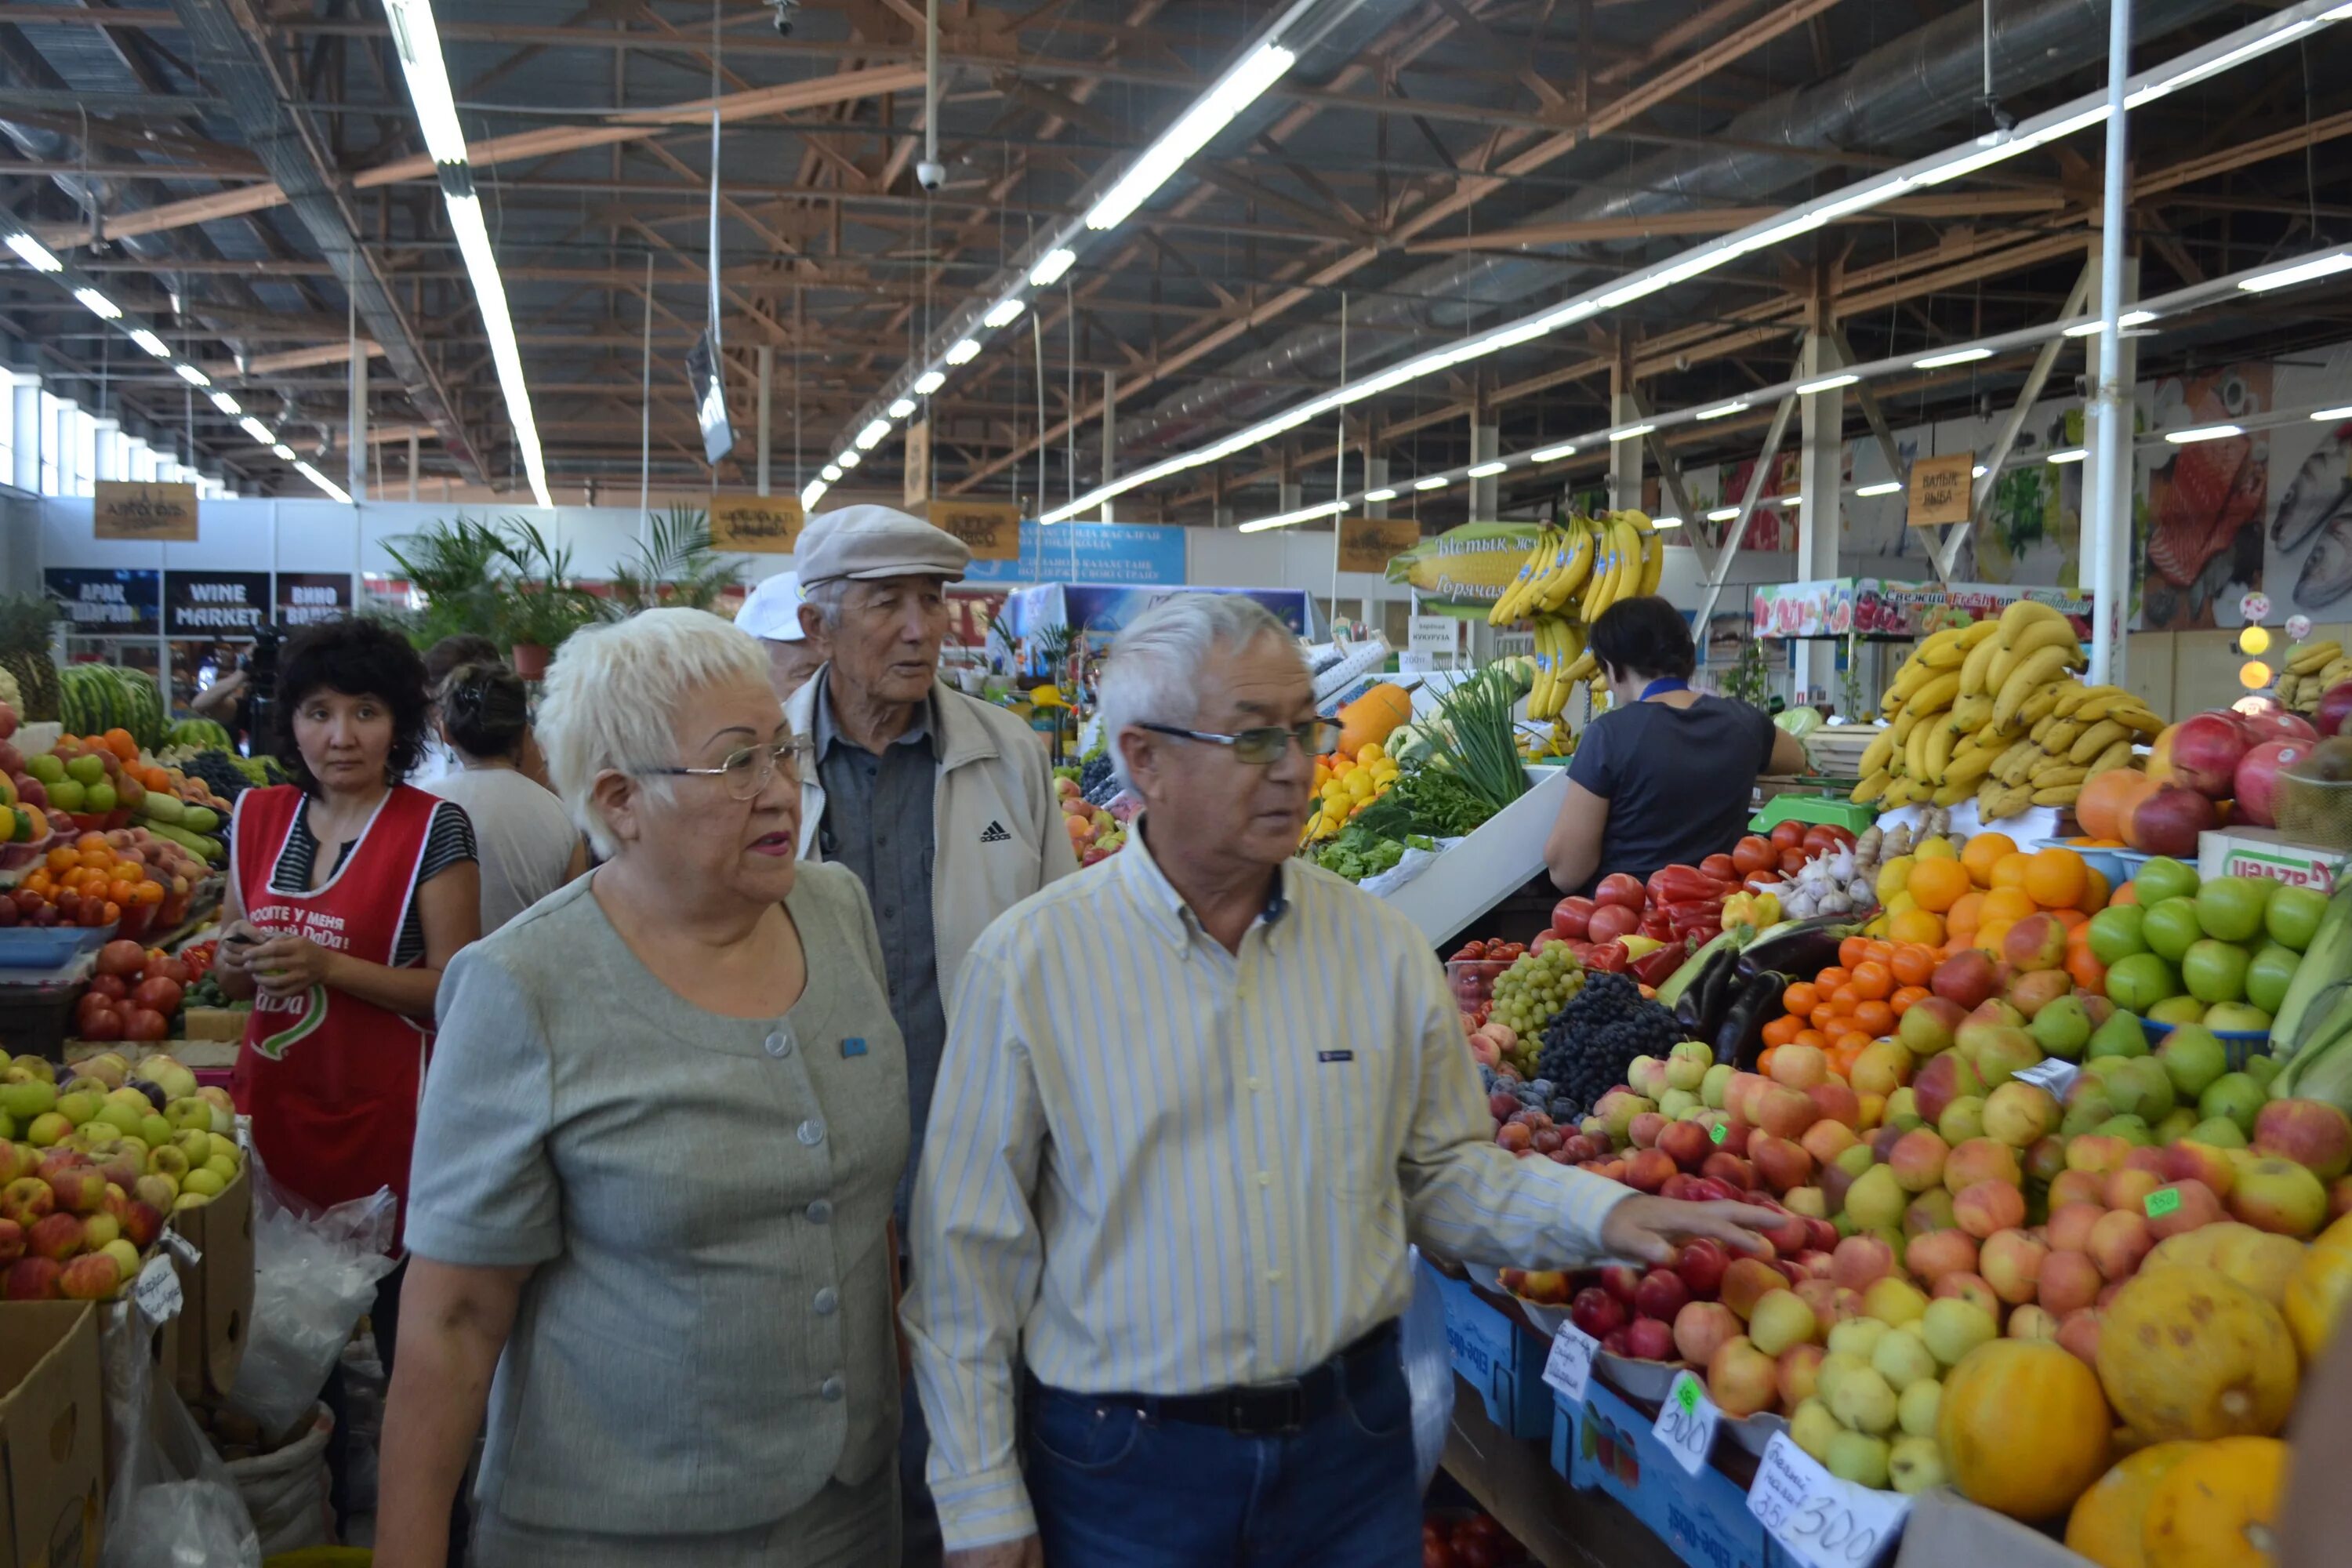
[645,739,801,800]
[1137,720,1342,765]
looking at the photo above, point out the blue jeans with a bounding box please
[1022,1345,1422,1567]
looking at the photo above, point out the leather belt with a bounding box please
[1032,1320,1399,1437]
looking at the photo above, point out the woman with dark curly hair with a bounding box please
[217,615,482,1243]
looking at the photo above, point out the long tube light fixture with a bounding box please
[383,0,550,509]
[1045,0,2348,524]
[1224,235,2352,531]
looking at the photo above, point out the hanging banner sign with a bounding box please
[929,501,1024,562]
[709,495,805,554]
[93,481,198,543]
[1337,517,1421,576]
[961,521,1188,586]
[1383,521,1544,618]
[1906,452,1976,528]
[904,419,931,506]
[164,572,270,637]
[274,572,353,627]
[46,568,162,634]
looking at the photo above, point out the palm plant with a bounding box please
[492,518,601,664]
[383,517,508,649]
[606,506,744,615]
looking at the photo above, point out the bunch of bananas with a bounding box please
[1852,600,2161,818]
[2275,639,2350,714]
[1517,718,1579,760]
[1493,511,1664,720]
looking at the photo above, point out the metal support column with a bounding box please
[347,339,367,502]
[407,430,419,502]
[757,344,774,496]
[2089,0,2135,688]
[1609,341,1642,512]
[1798,326,1846,702]
[1100,372,1117,523]
[1471,424,1500,517]
[1364,457,1390,519]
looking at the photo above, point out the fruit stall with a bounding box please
[1414,583,2352,1568]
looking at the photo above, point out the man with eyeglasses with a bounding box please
[784,505,1072,1567]
[906,594,1780,1568]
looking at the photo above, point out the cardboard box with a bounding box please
[1552,1379,1777,1568]
[2197,827,2344,895]
[0,1301,104,1568]
[1424,1258,1554,1442]
[167,1163,253,1403]
[1893,1487,2090,1568]
[176,1011,247,1047]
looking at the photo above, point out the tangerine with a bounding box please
[1908,858,1973,913]
[2081,866,2111,911]
[43,847,75,873]
[2024,847,2089,909]
[1762,1014,1804,1049]
[1840,935,1871,969]
[1961,832,2019,886]
[1980,886,2038,925]
[1889,943,1937,986]
[2066,946,2107,995]
[1854,1000,1896,1036]
[1849,960,1894,1001]
[101,729,136,763]
[1784,982,1821,1017]
[1890,984,1931,1015]
[1946,891,1987,941]
[1989,852,2034,891]
[1889,907,1946,949]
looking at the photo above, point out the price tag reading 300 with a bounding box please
[1747,1432,1911,1568]
[1651,1370,1719,1475]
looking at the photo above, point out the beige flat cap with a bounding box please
[796,504,971,586]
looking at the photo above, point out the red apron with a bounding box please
[230,784,441,1249]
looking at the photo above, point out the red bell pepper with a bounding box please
[1631,945,1683,988]
[1585,940,1631,973]
[1647,863,1730,908]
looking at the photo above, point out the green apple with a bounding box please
[2135,855,2201,905]
[2086,905,2149,967]
[0,1079,56,1122]
[2265,884,2329,953]
[2097,1113,2154,1146]
[136,1114,171,1149]
[2103,953,2180,1016]
[179,1166,225,1198]
[1828,1431,1892,1490]
[2194,875,2274,943]
[43,778,85,813]
[2180,939,2250,1005]
[82,782,116,814]
[2246,942,2303,1014]
[25,753,64,785]
[64,753,104,787]
[2190,1116,2249,1148]
[200,1153,238,1185]
[164,1098,212,1133]
[54,1091,101,1126]
[2141,897,2204,962]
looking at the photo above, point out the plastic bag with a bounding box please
[1403,1247,1455,1490]
[104,1381,261,1568]
[227,1160,399,1437]
[221,1403,333,1558]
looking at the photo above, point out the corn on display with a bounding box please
[1851,599,2156,819]
[2274,638,2350,714]
[1491,510,1664,720]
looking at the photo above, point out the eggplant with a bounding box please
[1690,945,1738,1046]
[1714,968,1788,1068]
[1737,916,1858,982]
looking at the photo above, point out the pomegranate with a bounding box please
[2318,681,2352,739]
[2123,782,2220,855]
[2166,711,2252,799]
[2233,740,2310,828]
[2239,707,2318,746]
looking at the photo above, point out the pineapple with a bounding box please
[0,594,63,721]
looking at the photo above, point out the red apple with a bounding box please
[1624,1316,1677,1362]
[2315,681,2352,739]
[1570,1287,1628,1339]
[1599,1265,1644,1308]
[1673,1300,1741,1364]
[2,1256,61,1300]
[1635,1268,1693,1323]
[2254,1098,2352,1180]
[1676,1239,1730,1300]
[1930,950,1999,1011]
[1708,1335,1781,1417]
[1657,1119,1715,1174]
[1625,1149,1676,1193]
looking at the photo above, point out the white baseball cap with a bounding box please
[735,572,808,642]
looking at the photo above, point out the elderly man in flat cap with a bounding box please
[736,569,829,704]
[786,504,1071,1567]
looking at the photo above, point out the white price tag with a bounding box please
[159,1229,201,1268]
[1542,1323,1599,1405]
[1650,1370,1719,1475]
[131,1255,183,1325]
[1747,1432,1911,1568]
[2013,1058,2079,1098]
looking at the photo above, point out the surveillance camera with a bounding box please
[916,161,947,193]
[769,0,797,34]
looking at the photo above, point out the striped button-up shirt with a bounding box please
[903,820,1633,1550]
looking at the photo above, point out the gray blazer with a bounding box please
[405,863,910,1535]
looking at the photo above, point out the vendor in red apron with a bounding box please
[216,615,481,1548]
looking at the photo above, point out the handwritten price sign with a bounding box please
[1651,1370,1720,1476]
[1746,1432,1910,1568]
[1541,1323,1599,1405]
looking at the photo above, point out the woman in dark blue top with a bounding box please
[1544,596,1809,895]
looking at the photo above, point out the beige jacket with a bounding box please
[787,673,1074,1003]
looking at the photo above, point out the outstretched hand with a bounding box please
[1599,1196,1783,1267]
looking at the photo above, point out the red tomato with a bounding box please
[1551,896,1595,939]
[1731,836,1777,875]
[1586,903,1641,944]
[1425,1540,1458,1568]
[1530,930,1555,953]
[95,938,144,978]
[1769,821,1806,850]
[87,974,128,1002]
[146,957,191,987]
[120,1007,168,1043]
[80,1006,125,1043]
[1700,853,1737,883]
[1595,872,1647,911]
[131,977,183,1015]
[74,993,115,1032]
[1778,847,1810,874]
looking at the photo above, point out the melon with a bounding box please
[1938,1339,2114,1521]
[2143,1223,2307,1308]
[2065,1443,2201,1568]
[2096,1267,2298,1441]
[2283,1212,2352,1363]
[1336,683,1411,757]
[2140,1436,2287,1568]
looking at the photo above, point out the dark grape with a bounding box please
[1534,972,1680,1125]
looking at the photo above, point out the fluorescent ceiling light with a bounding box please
[238,416,275,444]
[801,479,828,510]
[1237,499,1344,533]
[1972,465,1989,477]
[1777,493,1802,507]
[945,338,982,365]
[888,397,916,419]
[982,298,1026,329]
[174,364,210,387]
[1695,401,1750,421]
[73,288,121,321]
[129,329,169,358]
[383,0,470,165]
[2063,310,2158,337]
[1795,372,1860,395]
[2129,20,2323,107]
[2165,423,2244,444]
[1912,133,2022,188]
[1468,461,1508,478]
[443,192,550,506]
[2024,105,2111,145]
[1530,443,1579,463]
[272,444,295,460]
[1915,347,1993,368]
[913,370,946,395]
[2239,252,2352,292]
[1705,505,1740,522]
[855,418,891,451]
[822,464,842,483]
[1084,42,1296,231]
[837,450,861,469]
[2047,448,2089,464]
[295,459,353,505]
[1029,249,1076,288]
[210,391,241,416]
[1414,476,1449,491]
[1608,424,1655,443]
[1363,488,1397,503]
[2313,405,2352,421]
[1652,516,1683,528]
[1856,481,1904,497]
[5,232,61,272]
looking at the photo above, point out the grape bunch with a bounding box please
[1537,972,1681,1116]
[187,750,256,804]
[1486,944,1584,1039]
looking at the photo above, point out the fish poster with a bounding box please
[2268,347,2352,621]
[2136,362,2272,630]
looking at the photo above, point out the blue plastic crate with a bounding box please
[1425,1258,1554,1443]
[1553,1380,1779,1568]
[0,924,111,970]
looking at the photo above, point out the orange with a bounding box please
[1980,886,2038,925]
[2077,768,2156,842]
[1946,891,1987,941]
[1815,967,1853,993]
[1989,852,2034,891]
[101,728,136,763]
[100,900,119,924]
[1961,832,2019,886]
[74,832,106,852]
[1762,1014,1804,1049]
[1784,982,1821,1017]
[1855,1000,1896,1036]
[1889,943,1937,987]
[2052,907,2088,929]
[105,880,135,908]
[44,847,75,873]
[2066,946,2107,995]
[21,870,50,898]
[1890,984,1930,1016]
[132,880,164,906]
[2081,866,2111,912]
[1840,935,1871,969]
[1793,1029,1830,1051]
[2024,848,2089,909]
[1908,858,1972,913]
[2110,880,2140,906]
[1889,908,1946,949]
[1849,960,1893,1001]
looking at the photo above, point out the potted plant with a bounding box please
[606,506,743,616]
[494,520,598,678]
[383,517,508,649]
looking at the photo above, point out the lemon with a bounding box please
[1875,854,1915,902]
[1357,742,1385,765]
[1914,837,1958,861]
